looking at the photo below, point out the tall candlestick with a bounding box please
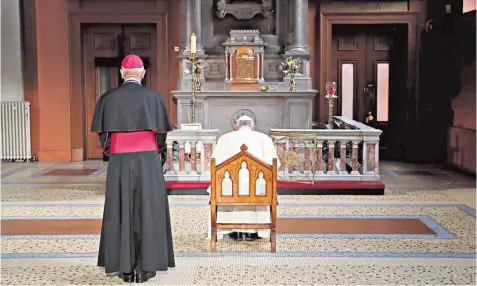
[190,33,197,54]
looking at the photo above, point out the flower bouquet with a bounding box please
[193,61,204,74]
[280,56,300,91]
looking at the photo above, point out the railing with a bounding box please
[163,116,382,182]
[164,129,220,181]
[269,116,382,182]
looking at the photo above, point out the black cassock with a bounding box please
[91,81,175,274]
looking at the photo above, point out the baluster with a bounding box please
[339,141,348,175]
[190,140,198,175]
[367,141,378,173]
[291,140,299,174]
[166,141,175,174]
[284,140,290,174]
[178,140,186,175]
[351,140,360,175]
[327,140,336,175]
[196,140,203,174]
[203,142,214,173]
[304,140,312,173]
[276,142,286,172]
[315,140,324,176]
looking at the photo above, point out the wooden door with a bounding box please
[84,24,157,160]
[331,24,407,159]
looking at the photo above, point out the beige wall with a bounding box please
[1,0,24,102]
[448,62,476,173]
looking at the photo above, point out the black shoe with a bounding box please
[228,232,243,241]
[244,233,261,241]
[135,271,156,283]
[119,272,135,283]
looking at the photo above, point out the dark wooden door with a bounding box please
[331,24,407,159]
[84,24,157,159]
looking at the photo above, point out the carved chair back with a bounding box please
[210,144,277,252]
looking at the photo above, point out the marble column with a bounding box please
[181,0,204,55]
[286,0,307,54]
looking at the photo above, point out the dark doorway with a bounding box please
[83,24,157,160]
[330,24,408,160]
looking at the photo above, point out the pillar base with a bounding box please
[285,45,308,55]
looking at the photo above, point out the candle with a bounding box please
[190,33,196,54]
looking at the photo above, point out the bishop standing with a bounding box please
[91,54,175,283]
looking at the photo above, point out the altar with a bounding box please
[172,90,316,135]
[174,27,317,134]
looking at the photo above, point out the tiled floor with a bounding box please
[1,161,476,285]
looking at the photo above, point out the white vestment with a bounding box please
[207,126,281,239]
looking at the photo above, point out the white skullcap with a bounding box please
[237,115,254,123]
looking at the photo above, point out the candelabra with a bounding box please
[325,82,338,125]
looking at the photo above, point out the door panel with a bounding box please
[331,24,407,160]
[84,24,157,160]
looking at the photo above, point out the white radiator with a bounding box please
[1,101,33,161]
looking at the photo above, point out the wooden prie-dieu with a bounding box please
[210,144,278,252]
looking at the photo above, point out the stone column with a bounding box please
[285,0,307,54]
[181,0,204,55]
[1,0,24,101]
[302,0,309,50]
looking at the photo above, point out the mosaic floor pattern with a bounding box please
[1,161,476,285]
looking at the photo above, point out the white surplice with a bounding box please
[207,126,281,239]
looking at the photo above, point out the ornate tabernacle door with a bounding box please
[232,46,259,90]
[223,30,265,91]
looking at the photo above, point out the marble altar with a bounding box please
[173,90,316,135]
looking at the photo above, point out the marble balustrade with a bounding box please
[164,129,219,181]
[163,117,382,182]
[270,116,382,182]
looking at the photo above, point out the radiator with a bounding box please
[1,101,33,161]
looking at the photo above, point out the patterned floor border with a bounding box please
[1,163,36,179]
[2,202,476,218]
[2,251,475,259]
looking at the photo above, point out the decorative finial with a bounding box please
[240,144,248,151]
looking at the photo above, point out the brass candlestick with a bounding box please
[189,53,197,123]
[325,82,338,125]
[325,96,338,125]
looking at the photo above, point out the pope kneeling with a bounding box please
[207,115,281,241]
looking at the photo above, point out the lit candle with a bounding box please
[190,33,197,54]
